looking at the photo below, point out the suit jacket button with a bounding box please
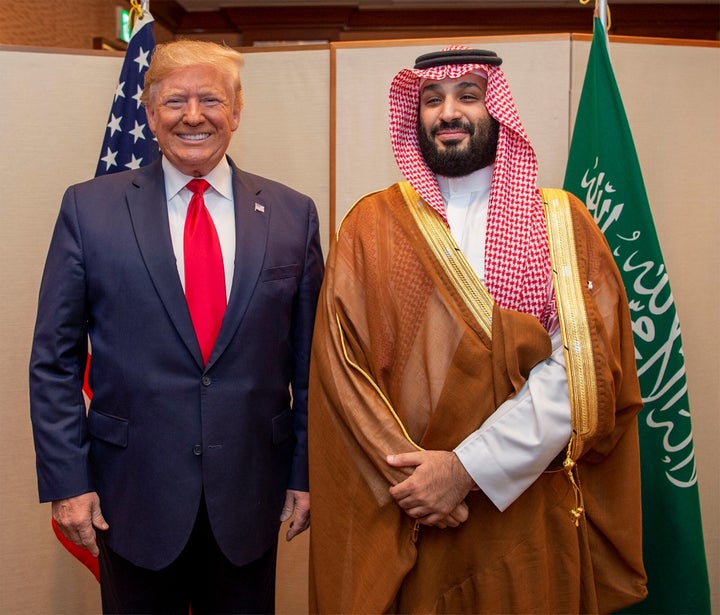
[201,376,211,386]
[193,444,203,456]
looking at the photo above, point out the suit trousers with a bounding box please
[97,494,278,614]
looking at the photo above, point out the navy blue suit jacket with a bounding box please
[30,157,324,570]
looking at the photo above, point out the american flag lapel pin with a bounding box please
[254,202,265,213]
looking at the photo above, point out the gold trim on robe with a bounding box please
[399,181,494,338]
[542,188,598,451]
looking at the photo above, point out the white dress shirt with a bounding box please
[162,157,236,301]
[438,168,572,512]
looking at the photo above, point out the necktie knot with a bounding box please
[186,178,210,196]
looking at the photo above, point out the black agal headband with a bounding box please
[413,49,503,70]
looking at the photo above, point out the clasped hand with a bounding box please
[387,450,475,528]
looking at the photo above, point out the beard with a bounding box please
[417,115,500,177]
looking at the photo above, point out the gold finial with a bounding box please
[578,0,612,32]
[128,0,146,31]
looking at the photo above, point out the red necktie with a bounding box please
[184,179,226,365]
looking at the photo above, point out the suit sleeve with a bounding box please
[29,186,92,502]
[287,198,324,492]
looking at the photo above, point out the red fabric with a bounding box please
[83,351,93,400]
[52,518,100,581]
[183,179,227,365]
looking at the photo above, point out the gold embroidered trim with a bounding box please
[335,313,423,451]
[542,188,597,526]
[542,188,598,444]
[399,182,494,338]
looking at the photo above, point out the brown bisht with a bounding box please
[308,183,646,614]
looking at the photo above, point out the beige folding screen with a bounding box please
[1,35,717,615]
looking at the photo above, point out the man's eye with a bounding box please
[164,99,184,108]
[202,98,221,106]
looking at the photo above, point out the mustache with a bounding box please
[431,119,475,137]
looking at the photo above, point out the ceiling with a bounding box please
[175,0,718,8]
[151,0,720,42]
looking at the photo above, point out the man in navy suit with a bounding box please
[29,40,324,613]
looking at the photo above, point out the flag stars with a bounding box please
[125,154,144,170]
[129,120,147,143]
[94,22,159,178]
[107,114,123,136]
[132,85,144,109]
[100,147,118,171]
[134,46,150,72]
[114,81,126,102]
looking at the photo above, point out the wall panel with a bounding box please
[0,35,717,614]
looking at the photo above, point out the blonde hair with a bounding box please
[141,40,244,109]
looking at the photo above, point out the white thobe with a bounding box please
[438,168,572,512]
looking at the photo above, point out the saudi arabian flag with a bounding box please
[563,18,711,614]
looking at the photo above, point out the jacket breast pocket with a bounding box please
[260,264,301,282]
[88,408,129,448]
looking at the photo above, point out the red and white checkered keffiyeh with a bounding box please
[389,45,555,328]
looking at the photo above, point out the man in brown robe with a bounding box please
[308,46,647,613]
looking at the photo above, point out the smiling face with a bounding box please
[145,64,240,177]
[417,73,499,177]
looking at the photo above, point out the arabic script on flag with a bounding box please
[576,156,697,489]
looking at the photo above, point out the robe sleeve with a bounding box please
[309,231,425,490]
[455,329,571,511]
[308,218,421,614]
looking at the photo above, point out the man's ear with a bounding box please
[145,104,157,134]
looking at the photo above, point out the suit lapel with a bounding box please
[208,161,269,366]
[126,160,204,367]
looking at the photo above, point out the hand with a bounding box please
[387,450,475,527]
[425,501,470,529]
[280,489,310,541]
[51,492,109,557]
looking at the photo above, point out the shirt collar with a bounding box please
[161,156,233,201]
[436,164,494,200]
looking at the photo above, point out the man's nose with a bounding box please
[439,98,462,122]
[183,100,204,124]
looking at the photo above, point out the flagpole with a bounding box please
[596,0,608,30]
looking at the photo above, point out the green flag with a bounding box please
[563,18,711,614]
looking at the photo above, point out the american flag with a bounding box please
[95,12,159,177]
[51,10,160,583]
[85,11,159,401]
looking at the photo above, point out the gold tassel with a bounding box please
[563,446,585,527]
